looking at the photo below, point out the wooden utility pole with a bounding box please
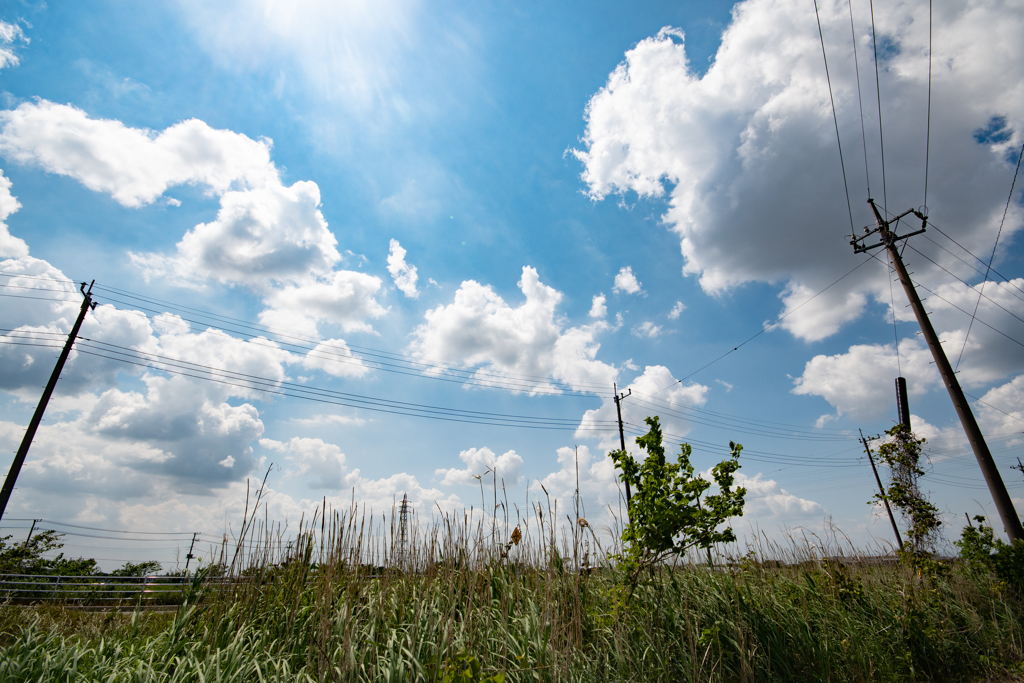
[895,377,911,428]
[861,429,903,550]
[0,281,96,523]
[852,201,1023,541]
[613,383,632,504]
[23,518,38,546]
[184,532,198,573]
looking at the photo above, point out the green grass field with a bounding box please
[0,506,1022,682]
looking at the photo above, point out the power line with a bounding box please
[861,246,1024,353]
[624,394,853,442]
[902,244,1024,329]
[90,283,614,394]
[89,298,608,398]
[813,0,856,234]
[0,334,613,434]
[919,234,1024,306]
[2,518,199,536]
[0,271,613,396]
[60,339,619,432]
[627,390,854,434]
[868,0,888,213]
[656,257,873,391]
[847,0,872,199]
[0,292,82,304]
[955,138,1024,370]
[964,390,1024,428]
[923,0,933,212]
[925,223,1024,300]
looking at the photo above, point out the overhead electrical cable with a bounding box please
[905,281,1024,350]
[623,395,854,442]
[847,0,872,198]
[0,283,79,294]
[813,0,856,234]
[94,299,602,397]
[0,292,82,303]
[954,138,1024,370]
[902,244,1024,328]
[3,518,199,536]
[0,272,612,395]
[920,234,1024,306]
[91,283,614,393]
[617,420,863,468]
[923,0,933,211]
[0,272,78,285]
[859,247,1024,350]
[626,390,854,434]
[868,0,888,213]
[925,223,1024,299]
[652,257,873,394]
[963,391,1024,428]
[60,338,619,432]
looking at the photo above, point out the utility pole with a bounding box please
[861,429,903,550]
[23,518,38,546]
[852,200,1023,541]
[895,377,911,428]
[184,532,198,573]
[0,281,96,523]
[398,493,410,565]
[613,383,632,504]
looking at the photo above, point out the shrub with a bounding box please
[956,515,1024,592]
[609,415,745,582]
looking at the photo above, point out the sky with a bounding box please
[0,0,1022,570]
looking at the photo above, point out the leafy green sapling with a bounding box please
[610,416,745,581]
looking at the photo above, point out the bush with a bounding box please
[956,516,1024,592]
[609,415,745,582]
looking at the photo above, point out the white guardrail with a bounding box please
[0,574,223,605]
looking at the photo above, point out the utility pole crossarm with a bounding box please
[852,201,1023,541]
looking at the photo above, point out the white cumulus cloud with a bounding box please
[0,21,27,71]
[0,169,27,258]
[409,266,618,394]
[612,266,643,295]
[300,339,371,378]
[632,321,663,338]
[0,101,276,208]
[734,471,823,520]
[0,101,387,338]
[589,293,607,319]
[436,447,524,487]
[386,238,419,298]
[792,338,941,421]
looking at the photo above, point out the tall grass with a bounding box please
[1,494,1022,682]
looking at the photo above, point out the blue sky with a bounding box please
[0,0,1022,569]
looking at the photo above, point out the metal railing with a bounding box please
[0,574,219,606]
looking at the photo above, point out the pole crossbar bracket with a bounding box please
[851,204,927,253]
